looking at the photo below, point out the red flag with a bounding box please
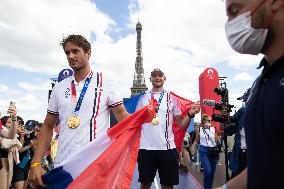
[67,100,156,189]
[170,92,194,152]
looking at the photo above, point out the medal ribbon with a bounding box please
[71,72,93,115]
[151,91,165,114]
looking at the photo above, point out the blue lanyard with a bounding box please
[151,91,165,113]
[72,72,93,114]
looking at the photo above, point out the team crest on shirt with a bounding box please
[65,88,70,98]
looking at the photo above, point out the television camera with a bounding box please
[203,81,236,181]
[203,82,235,125]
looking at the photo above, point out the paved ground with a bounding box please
[130,153,228,188]
[188,152,228,188]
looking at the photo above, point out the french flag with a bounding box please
[170,92,194,152]
[38,99,156,189]
[124,91,194,152]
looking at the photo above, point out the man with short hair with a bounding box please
[29,34,129,188]
[136,68,200,189]
[218,0,284,188]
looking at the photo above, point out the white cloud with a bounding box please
[0,0,114,74]
[0,0,263,121]
[18,81,51,92]
[228,92,244,113]
[233,72,254,82]
[227,53,263,70]
[0,84,8,91]
[0,91,47,122]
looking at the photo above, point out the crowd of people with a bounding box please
[0,105,58,189]
[1,0,284,188]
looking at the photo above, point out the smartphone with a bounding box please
[10,101,16,106]
[8,101,16,116]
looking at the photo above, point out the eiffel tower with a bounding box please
[130,22,148,97]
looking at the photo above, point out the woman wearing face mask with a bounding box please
[194,114,220,189]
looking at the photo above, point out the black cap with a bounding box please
[237,88,251,102]
[25,120,36,130]
[150,68,164,76]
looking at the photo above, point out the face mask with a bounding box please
[205,122,211,127]
[225,11,268,55]
[25,128,33,135]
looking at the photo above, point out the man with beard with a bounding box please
[217,0,284,188]
[28,34,130,188]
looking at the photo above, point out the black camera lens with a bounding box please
[212,114,227,123]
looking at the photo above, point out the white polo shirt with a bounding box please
[136,90,181,150]
[48,71,123,167]
[200,127,216,147]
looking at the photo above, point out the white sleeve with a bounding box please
[47,84,59,115]
[135,95,144,111]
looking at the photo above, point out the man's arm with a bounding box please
[215,168,247,189]
[29,113,58,187]
[174,101,200,129]
[2,105,18,139]
[111,104,129,122]
[175,114,192,129]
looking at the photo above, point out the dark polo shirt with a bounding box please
[244,55,284,189]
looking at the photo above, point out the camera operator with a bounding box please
[225,89,250,179]
[194,114,221,189]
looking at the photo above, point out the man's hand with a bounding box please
[188,100,201,116]
[28,166,46,188]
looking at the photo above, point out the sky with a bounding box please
[0,0,263,123]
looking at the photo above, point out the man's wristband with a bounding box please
[188,111,195,118]
[222,184,228,189]
[30,162,41,168]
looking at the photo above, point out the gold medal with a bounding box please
[152,116,160,125]
[68,115,80,129]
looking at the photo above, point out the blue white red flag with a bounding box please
[36,99,156,189]
[124,92,194,152]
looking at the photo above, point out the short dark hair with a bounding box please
[17,116,24,125]
[1,116,10,126]
[60,34,91,53]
